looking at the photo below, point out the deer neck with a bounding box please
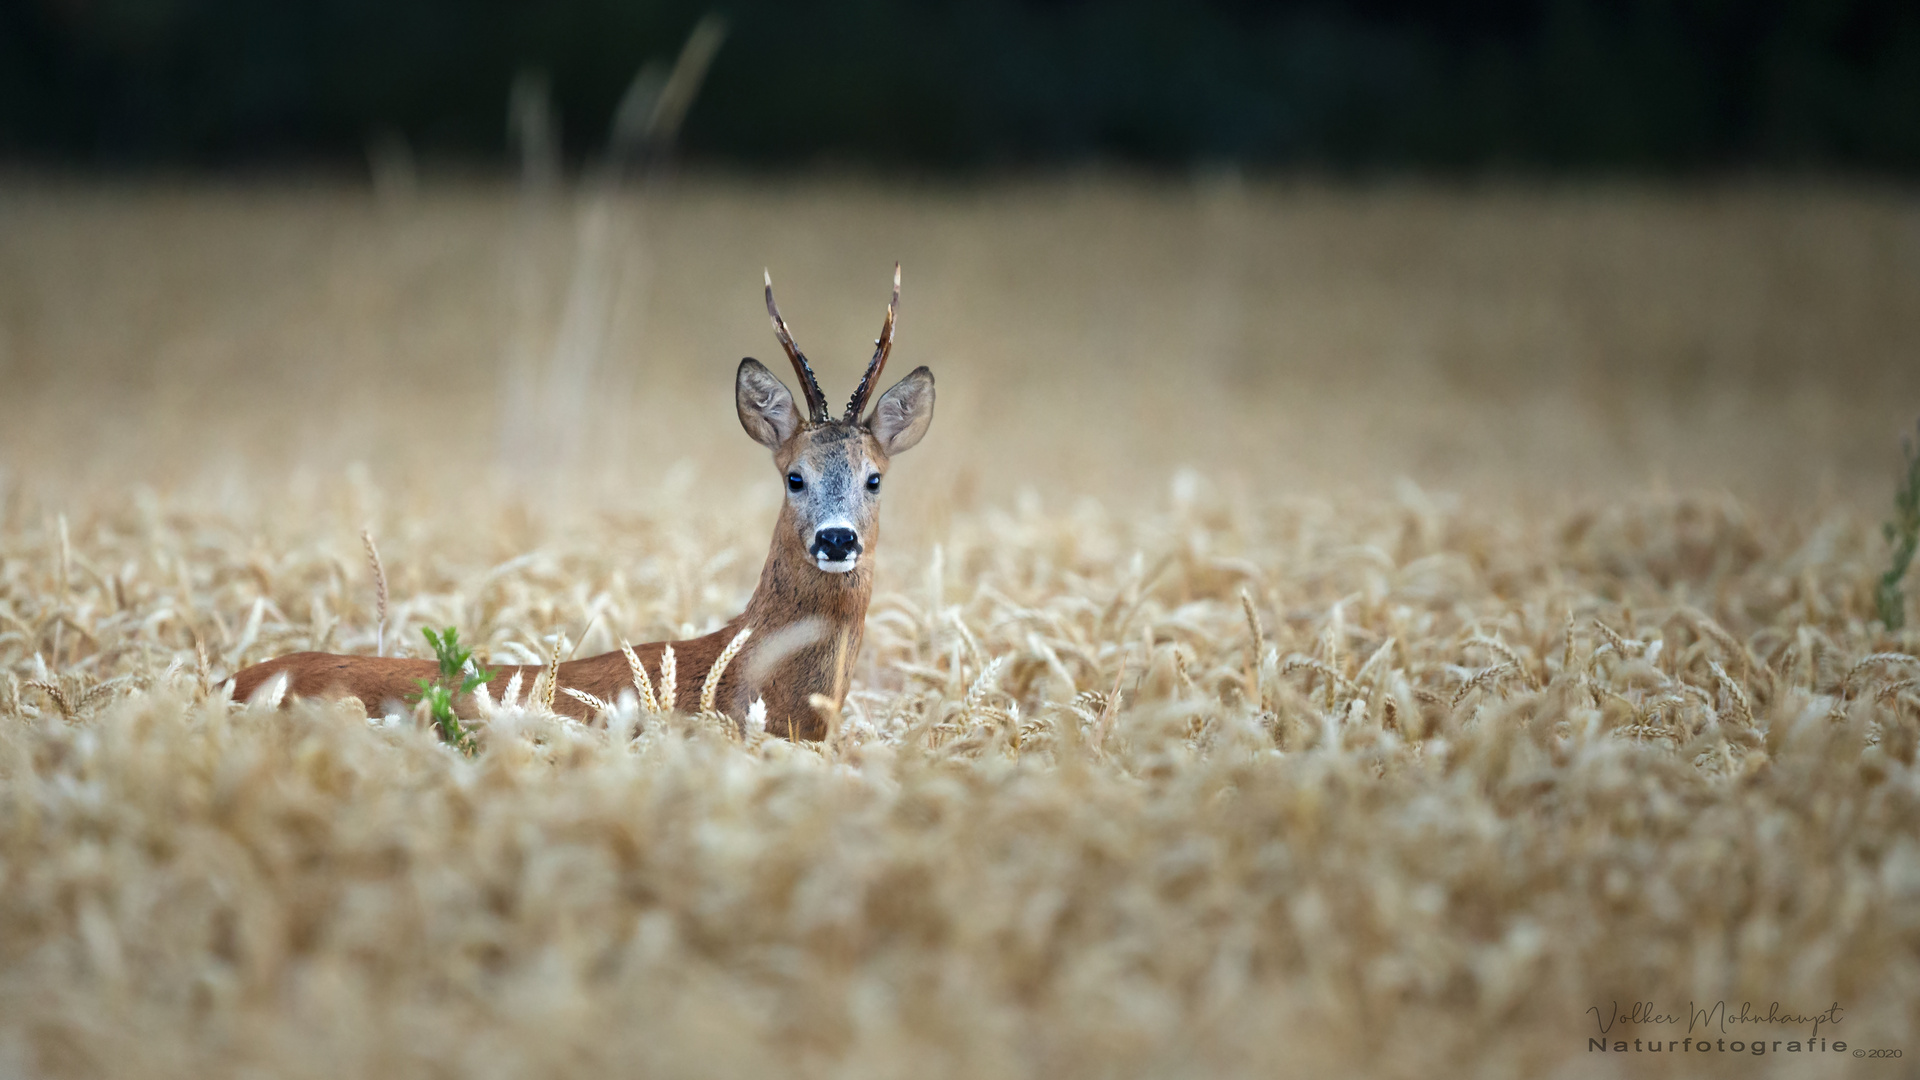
[735,504,874,714]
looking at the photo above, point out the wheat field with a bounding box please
[1,175,1918,1078]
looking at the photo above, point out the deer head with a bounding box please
[736,265,934,575]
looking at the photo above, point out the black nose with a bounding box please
[812,528,860,561]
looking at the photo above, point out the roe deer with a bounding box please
[230,266,933,740]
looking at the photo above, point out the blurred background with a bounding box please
[2,0,1918,524]
[7,0,1920,173]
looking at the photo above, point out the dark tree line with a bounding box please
[4,0,1917,173]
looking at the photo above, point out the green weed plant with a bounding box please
[415,626,491,754]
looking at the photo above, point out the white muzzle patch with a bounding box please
[810,517,861,573]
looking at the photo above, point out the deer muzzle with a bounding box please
[810,527,861,572]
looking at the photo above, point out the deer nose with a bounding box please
[812,528,861,562]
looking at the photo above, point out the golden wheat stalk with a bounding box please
[362,528,388,657]
[1877,677,1918,703]
[1592,618,1637,658]
[699,627,752,716]
[658,644,676,714]
[540,639,564,714]
[25,680,74,720]
[562,687,612,716]
[1843,652,1919,692]
[1283,657,1357,702]
[81,676,130,709]
[1451,662,1520,708]
[1323,603,1345,710]
[1467,635,1532,686]
[948,609,985,668]
[1707,661,1754,727]
[1069,689,1108,721]
[1172,647,1196,695]
[195,641,211,697]
[620,638,661,715]
[1241,588,1264,660]
[964,656,1005,712]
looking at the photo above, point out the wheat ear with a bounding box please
[196,640,211,696]
[1708,661,1754,727]
[1283,657,1357,701]
[658,644,676,714]
[964,656,1006,712]
[1843,652,1919,693]
[25,681,74,720]
[1241,589,1265,664]
[1468,635,1537,689]
[1876,677,1918,702]
[700,627,752,716]
[1323,604,1345,710]
[362,528,388,657]
[562,687,612,716]
[620,638,661,715]
[540,640,563,714]
[1451,662,1520,708]
[1592,618,1636,658]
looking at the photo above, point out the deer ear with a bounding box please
[737,358,800,450]
[865,366,934,455]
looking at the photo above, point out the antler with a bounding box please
[764,270,830,423]
[844,263,899,423]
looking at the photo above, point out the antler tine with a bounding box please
[764,269,830,423]
[844,262,900,423]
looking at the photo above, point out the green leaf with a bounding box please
[411,626,485,754]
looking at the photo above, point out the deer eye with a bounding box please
[787,472,805,492]
[866,474,881,493]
